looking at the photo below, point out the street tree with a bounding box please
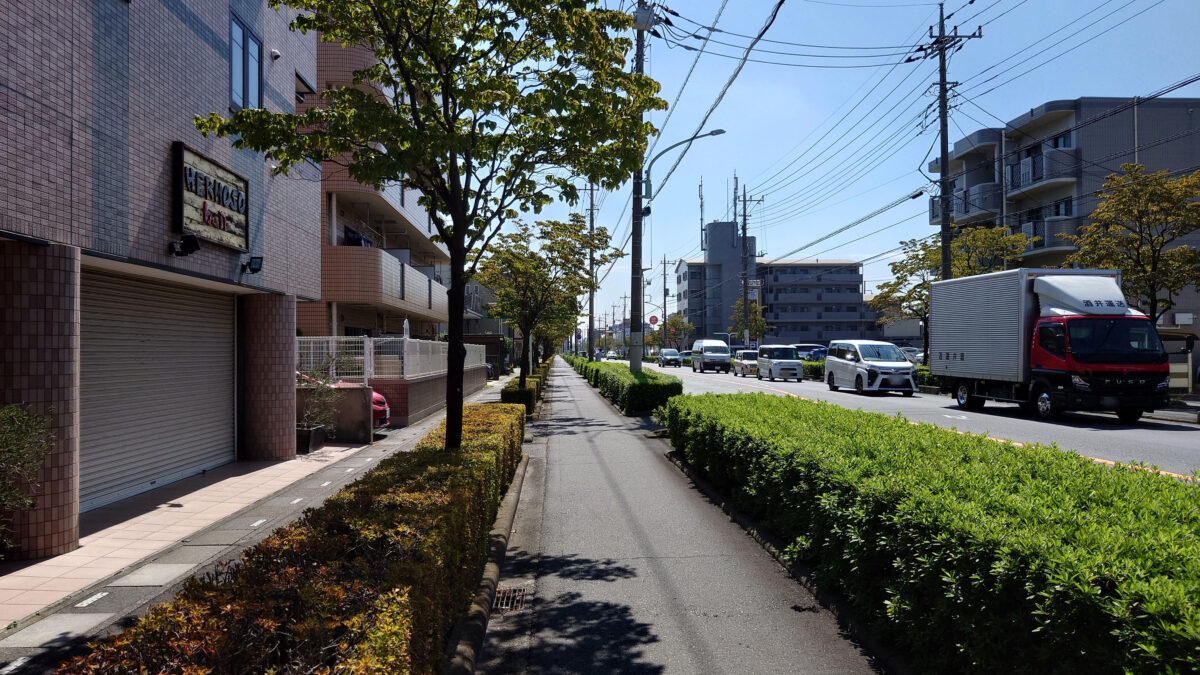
[1062,163,1200,323]
[728,297,772,343]
[871,226,1034,363]
[661,314,695,350]
[476,215,620,389]
[195,0,663,449]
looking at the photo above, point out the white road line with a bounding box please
[250,519,267,527]
[345,468,354,473]
[75,591,108,608]
[0,657,30,674]
[290,498,303,504]
[320,481,331,487]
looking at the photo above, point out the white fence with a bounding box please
[297,336,486,381]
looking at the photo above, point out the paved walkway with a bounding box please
[0,377,511,673]
[480,360,877,674]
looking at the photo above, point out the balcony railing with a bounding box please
[1018,218,1080,250]
[1006,148,1078,193]
[322,246,449,322]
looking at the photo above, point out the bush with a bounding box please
[0,404,54,556]
[501,380,537,415]
[658,393,1200,673]
[567,359,682,414]
[801,360,825,380]
[63,404,526,674]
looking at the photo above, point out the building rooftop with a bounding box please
[756,258,860,266]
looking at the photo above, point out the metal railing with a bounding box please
[297,336,487,381]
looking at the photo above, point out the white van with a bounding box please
[825,340,916,395]
[691,339,731,373]
[756,344,803,382]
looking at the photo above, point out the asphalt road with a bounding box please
[647,363,1200,477]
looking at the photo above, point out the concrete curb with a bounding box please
[444,453,530,675]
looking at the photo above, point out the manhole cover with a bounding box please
[493,587,529,613]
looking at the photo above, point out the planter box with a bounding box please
[296,425,327,454]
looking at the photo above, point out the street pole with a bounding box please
[937,2,952,282]
[662,255,669,337]
[629,0,651,373]
[741,186,763,348]
[588,183,596,361]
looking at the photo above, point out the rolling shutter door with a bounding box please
[80,272,235,511]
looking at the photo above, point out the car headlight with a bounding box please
[1071,374,1090,390]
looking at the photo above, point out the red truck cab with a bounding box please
[1029,314,1169,423]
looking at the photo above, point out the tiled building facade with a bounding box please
[1,1,321,558]
[931,96,1200,332]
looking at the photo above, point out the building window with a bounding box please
[1050,131,1072,149]
[1051,197,1073,217]
[231,14,262,110]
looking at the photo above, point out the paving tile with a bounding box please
[107,564,196,587]
[30,577,90,593]
[153,545,228,565]
[0,613,113,648]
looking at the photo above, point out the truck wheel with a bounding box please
[854,375,865,395]
[1033,386,1060,420]
[955,381,984,410]
[1116,408,1143,424]
[827,373,838,391]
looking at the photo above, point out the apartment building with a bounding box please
[675,221,878,345]
[294,42,451,340]
[1,2,320,558]
[931,96,1200,330]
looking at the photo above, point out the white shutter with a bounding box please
[80,272,235,511]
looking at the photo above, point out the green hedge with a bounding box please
[501,379,537,415]
[801,360,825,380]
[566,358,683,415]
[659,393,1200,673]
[63,404,526,674]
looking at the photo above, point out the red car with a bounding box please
[297,372,390,429]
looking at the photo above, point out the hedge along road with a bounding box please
[646,363,1200,477]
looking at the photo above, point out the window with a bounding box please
[231,15,261,110]
[1050,131,1072,149]
[1038,324,1066,358]
[1051,198,1073,217]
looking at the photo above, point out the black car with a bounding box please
[659,348,683,367]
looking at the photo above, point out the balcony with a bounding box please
[1017,218,1081,253]
[819,292,862,303]
[771,291,814,303]
[322,246,449,322]
[1006,148,1078,198]
[815,272,863,283]
[961,182,1002,222]
[819,311,862,321]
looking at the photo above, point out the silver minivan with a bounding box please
[825,340,916,395]
[691,339,731,373]
[756,344,803,382]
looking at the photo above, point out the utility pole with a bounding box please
[741,186,764,349]
[926,2,981,280]
[588,183,596,361]
[662,254,669,331]
[629,1,656,373]
[620,294,629,353]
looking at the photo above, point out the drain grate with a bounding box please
[493,587,529,613]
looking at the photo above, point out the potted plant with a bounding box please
[296,366,344,454]
[1,404,54,559]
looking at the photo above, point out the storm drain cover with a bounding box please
[493,587,529,613]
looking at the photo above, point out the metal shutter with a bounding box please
[80,272,235,511]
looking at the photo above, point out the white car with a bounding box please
[756,344,803,382]
[825,340,916,396]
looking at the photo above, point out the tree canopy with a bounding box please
[728,297,772,342]
[196,0,664,448]
[1062,163,1200,323]
[660,313,695,350]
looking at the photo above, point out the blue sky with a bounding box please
[547,0,1200,329]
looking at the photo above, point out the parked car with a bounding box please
[791,343,824,360]
[297,372,391,429]
[757,344,803,382]
[732,350,758,377]
[606,350,619,359]
[660,348,683,367]
[899,346,923,363]
[691,339,731,373]
[825,340,915,396]
[806,347,828,361]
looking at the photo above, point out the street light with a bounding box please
[630,127,726,373]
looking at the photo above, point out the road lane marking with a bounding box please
[250,519,266,527]
[0,657,30,674]
[290,498,303,505]
[320,481,331,487]
[75,592,108,608]
[943,414,968,420]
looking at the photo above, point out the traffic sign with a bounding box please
[746,279,763,287]
[750,340,758,349]
[649,315,658,325]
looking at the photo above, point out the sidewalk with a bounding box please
[479,360,878,674]
[0,376,512,673]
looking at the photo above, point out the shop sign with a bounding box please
[172,142,249,252]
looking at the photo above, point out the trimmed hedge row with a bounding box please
[62,404,526,674]
[659,393,1200,673]
[563,356,683,414]
[500,358,554,415]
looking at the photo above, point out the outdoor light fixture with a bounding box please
[168,234,201,257]
[241,256,264,275]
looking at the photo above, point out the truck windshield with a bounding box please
[859,344,907,362]
[761,347,797,359]
[1067,318,1167,364]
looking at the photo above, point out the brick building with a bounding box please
[1,2,320,558]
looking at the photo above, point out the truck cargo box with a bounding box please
[929,268,1123,383]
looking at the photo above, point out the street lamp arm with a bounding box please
[644,129,725,202]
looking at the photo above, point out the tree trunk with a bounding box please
[519,325,532,389]
[444,248,467,451]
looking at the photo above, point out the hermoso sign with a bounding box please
[172,142,249,252]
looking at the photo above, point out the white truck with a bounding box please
[929,268,1176,423]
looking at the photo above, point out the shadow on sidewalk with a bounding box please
[504,550,637,582]
[528,591,663,674]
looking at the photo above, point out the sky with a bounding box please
[539,0,1200,331]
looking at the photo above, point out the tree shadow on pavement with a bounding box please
[528,591,663,674]
[503,550,637,582]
